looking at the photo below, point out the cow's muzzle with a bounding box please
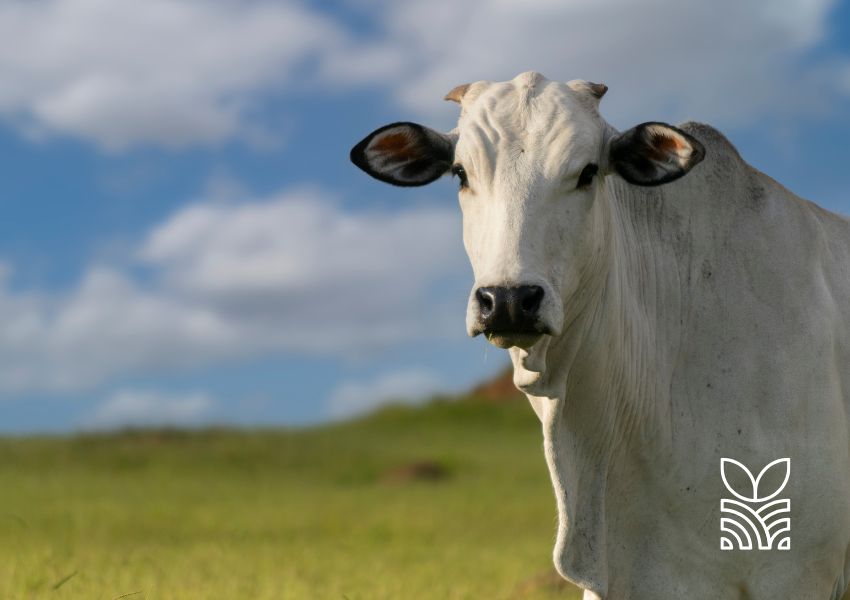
[472,285,551,348]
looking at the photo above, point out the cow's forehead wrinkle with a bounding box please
[454,77,604,185]
[456,117,600,188]
[464,77,596,128]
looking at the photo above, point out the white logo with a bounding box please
[719,458,790,551]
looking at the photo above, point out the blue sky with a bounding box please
[1,0,849,433]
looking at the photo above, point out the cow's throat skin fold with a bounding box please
[512,123,850,599]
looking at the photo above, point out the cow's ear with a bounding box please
[607,122,705,186]
[350,122,455,187]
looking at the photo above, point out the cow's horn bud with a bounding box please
[444,84,471,104]
[588,82,608,99]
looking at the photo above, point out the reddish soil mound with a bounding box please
[469,367,522,402]
[381,460,449,484]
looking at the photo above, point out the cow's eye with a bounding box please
[577,163,598,189]
[451,164,469,190]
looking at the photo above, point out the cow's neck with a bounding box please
[510,176,681,594]
[513,176,677,442]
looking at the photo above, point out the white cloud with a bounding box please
[340,0,849,128]
[327,368,446,420]
[0,0,345,149]
[140,188,460,306]
[86,388,214,429]
[0,187,469,393]
[137,187,468,353]
[0,0,845,148]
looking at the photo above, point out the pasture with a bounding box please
[0,390,580,599]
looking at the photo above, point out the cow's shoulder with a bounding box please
[675,121,789,217]
[677,121,748,179]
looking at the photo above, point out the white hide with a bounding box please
[451,73,850,599]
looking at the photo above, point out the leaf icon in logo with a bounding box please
[721,458,759,501]
[753,458,790,502]
[721,458,790,502]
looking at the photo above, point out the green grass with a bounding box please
[0,396,581,599]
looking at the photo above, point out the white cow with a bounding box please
[350,71,850,599]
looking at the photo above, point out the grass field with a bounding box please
[0,392,581,599]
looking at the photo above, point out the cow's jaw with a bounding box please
[483,332,541,350]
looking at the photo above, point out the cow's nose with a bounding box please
[476,285,544,333]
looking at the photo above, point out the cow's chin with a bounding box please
[484,332,544,350]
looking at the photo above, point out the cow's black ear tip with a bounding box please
[349,144,362,168]
[349,135,373,173]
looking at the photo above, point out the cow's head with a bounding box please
[351,72,704,350]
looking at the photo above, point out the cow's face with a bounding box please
[351,72,703,350]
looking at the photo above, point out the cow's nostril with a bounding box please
[475,285,544,336]
[476,288,495,315]
[519,285,544,315]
